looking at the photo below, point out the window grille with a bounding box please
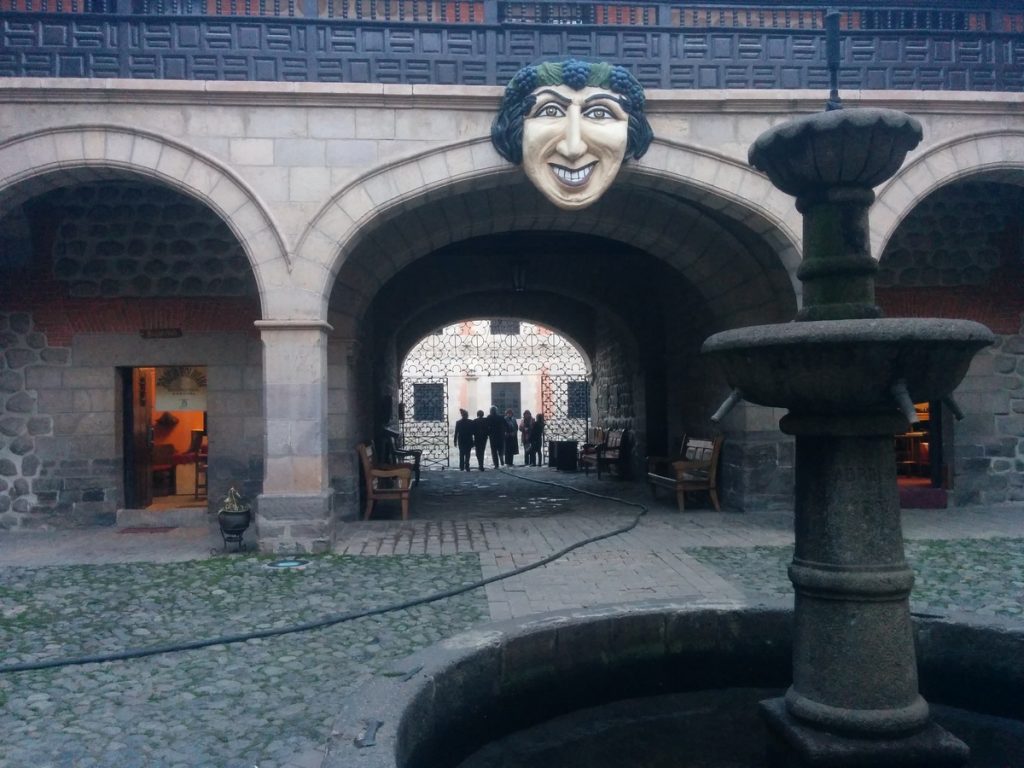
[412,382,444,421]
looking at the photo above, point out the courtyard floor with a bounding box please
[0,466,1021,767]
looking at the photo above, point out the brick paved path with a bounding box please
[335,467,1022,620]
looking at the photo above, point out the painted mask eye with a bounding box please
[584,105,614,120]
[534,102,566,119]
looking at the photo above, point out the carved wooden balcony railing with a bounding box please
[1,0,1022,88]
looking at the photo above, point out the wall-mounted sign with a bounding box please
[155,366,207,411]
[140,328,183,339]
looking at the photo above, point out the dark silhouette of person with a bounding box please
[520,409,534,463]
[485,406,506,468]
[453,408,474,471]
[503,409,520,466]
[472,409,488,470]
[527,412,545,466]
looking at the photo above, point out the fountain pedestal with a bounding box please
[763,414,968,767]
[704,107,993,766]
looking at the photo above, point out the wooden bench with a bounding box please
[357,442,415,521]
[580,428,630,479]
[646,435,723,512]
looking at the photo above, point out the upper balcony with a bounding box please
[1,0,1022,88]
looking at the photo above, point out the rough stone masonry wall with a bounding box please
[0,311,102,529]
[591,315,643,477]
[42,183,253,298]
[876,182,1023,289]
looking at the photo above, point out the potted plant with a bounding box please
[217,486,251,551]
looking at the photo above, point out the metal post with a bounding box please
[825,8,843,111]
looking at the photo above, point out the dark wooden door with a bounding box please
[125,367,155,508]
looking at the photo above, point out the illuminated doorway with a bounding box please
[122,366,208,509]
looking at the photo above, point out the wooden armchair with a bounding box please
[647,435,724,512]
[384,427,422,483]
[581,428,630,479]
[357,442,415,521]
[151,443,176,495]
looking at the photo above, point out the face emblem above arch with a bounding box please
[491,60,654,211]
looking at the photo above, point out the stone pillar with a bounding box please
[254,320,334,554]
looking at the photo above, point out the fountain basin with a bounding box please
[702,318,993,413]
[324,603,1024,768]
[748,108,923,197]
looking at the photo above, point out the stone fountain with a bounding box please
[701,101,993,766]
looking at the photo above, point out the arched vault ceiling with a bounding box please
[329,178,798,335]
[367,232,722,369]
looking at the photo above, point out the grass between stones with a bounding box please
[685,537,1024,620]
[0,554,487,768]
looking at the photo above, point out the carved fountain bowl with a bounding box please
[747,107,924,196]
[702,318,993,412]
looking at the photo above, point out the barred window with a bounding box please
[491,382,521,416]
[490,319,520,335]
[567,380,589,419]
[412,383,444,421]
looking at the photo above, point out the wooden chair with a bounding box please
[151,443,176,495]
[647,436,724,512]
[384,427,422,483]
[581,428,630,479]
[357,442,414,521]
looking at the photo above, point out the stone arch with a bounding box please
[872,130,1024,260]
[298,137,803,317]
[395,298,598,375]
[0,124,292,315]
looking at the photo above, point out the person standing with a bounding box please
[453,409,474,471]
[520,410,534,464]
[527,412,545,466]
[485,406,505,468]
[503,409,520,467]
[472,409,488,470]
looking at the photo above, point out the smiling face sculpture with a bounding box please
[491,60,653,211]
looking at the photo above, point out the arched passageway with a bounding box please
[0,170,264,528]
[326,175,800,520]
[877,174,1024,507]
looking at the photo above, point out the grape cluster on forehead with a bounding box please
[503,59,645,111]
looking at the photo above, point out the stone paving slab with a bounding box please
[0,466,1021,766]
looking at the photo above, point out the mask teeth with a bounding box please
[554,165,593,185]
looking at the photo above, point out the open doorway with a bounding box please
[895,401,948,508]
[122,366,208,510]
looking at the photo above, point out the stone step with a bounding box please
[116,506,211,529]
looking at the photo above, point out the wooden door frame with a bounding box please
[122,366,155,508]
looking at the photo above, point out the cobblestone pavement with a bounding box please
[0,466,1021,767]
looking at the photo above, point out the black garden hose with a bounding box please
[0,470,647,674]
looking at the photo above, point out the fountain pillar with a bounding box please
[703,106,994,766]
[762,416,968,766]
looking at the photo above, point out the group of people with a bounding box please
[453,407,545,471]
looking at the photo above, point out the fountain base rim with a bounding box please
[762,697,970,767]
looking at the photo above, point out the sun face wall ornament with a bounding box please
[491,60,654,211]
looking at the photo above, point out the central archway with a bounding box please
[400,319,592,469]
